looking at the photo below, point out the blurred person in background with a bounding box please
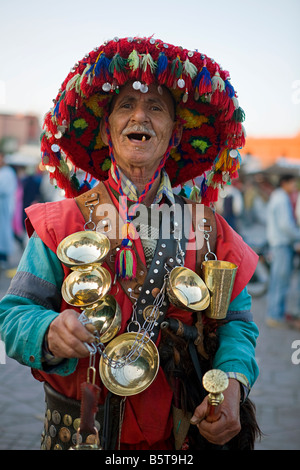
[0,151,18,270]
[215,182,244,233]
[266,174,300,328]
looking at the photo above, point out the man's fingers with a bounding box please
[190,397,209,425]
[64,311,95,342]
[47,309,96,358]
[197,413,241,445]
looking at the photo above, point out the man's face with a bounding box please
[283,178,297,194]
[101,82,179,177]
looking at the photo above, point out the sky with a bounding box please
[0,0,300,138]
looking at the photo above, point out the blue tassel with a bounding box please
[200,177,207,197]
[156,52,168,77]
[94,53,112,78]
[81,179,91,190]
[194,66,211,94]
[53,101,60,117]
[53,91,65,117]
[225,79,235,98]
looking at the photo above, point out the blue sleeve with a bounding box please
[213,287,259,387]
[0,234,77,375]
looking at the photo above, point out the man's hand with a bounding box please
[47,309,96,359]
[190,379,241,446]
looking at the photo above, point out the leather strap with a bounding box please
[130,195,189,342]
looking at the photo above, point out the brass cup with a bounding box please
[57,231,110,270]
[202,260,237,320]
[84,295,122,344]
[99,332,160,396]
[167,266,210,312]
[61,266,112,308]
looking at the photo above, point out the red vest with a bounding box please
[25,190,257,448]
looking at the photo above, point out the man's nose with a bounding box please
[130,103,150,123]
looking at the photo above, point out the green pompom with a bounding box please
[233,107,245,123]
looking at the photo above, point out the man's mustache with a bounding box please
[122,124,156,138]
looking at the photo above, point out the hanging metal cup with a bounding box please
[61,266,112,308]
[58,230,121,342]
[57,231,110,271]
[99,332,160,396]
[202,260,237,319]
[167,266,210,312]
[84,295,122,344]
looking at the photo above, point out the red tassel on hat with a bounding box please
[201,185,219,205]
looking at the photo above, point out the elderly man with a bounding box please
[0,37,260,451]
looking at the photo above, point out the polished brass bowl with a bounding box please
[84,295,122,343]
[57,231,110,270]
[99,333,160,396]
[167,266,210,311]
[61,266,112,307]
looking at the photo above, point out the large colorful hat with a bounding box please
[41,36,246,204]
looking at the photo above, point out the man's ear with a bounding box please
[100,118,109,146]
[173,122,183,147]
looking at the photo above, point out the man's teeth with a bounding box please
[128,133,149,141]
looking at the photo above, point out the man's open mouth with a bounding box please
[123,125,156,142]
[127,133,151,142]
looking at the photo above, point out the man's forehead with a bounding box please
[111,82,176,117]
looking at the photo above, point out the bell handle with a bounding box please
[206,392,225,422]
[202,369,228,423]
